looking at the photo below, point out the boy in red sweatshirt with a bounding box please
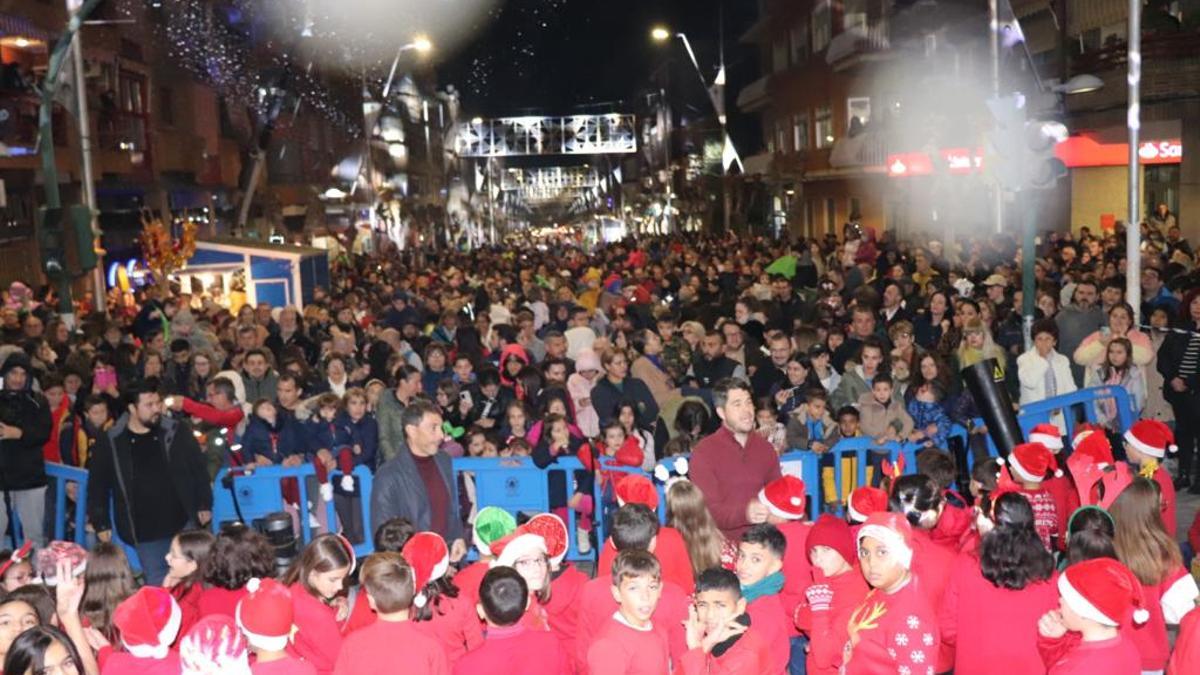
[1122,419,1178,536]
[576,504,690,671]
[1005,441,1062,550]
[1036,558,1144,674]
[793,515,869,675]
[453,567,569,675]
[679,567,771,674]
[454,506,517,607]
[596,474,695,593]
[333,552,448,675]
[237,577,317,675]
[734,524,791,675]
[755,475,813,674]
[587,550,671,675]
[525,513,588,665]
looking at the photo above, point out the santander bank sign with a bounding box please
[1138,139,1183,162]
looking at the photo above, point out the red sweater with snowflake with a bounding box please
[1019,486,1060,550]
[937,554,1059,675]
[412,593,486,666]
[1042,475,1079,549]
[841,578,941,675]
[776,519,813,635]
[793,569,870,675]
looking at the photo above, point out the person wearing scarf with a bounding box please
[734,524,790,674]
[680,567,771,674]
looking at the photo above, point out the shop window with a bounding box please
[1145,164,1180,219]
[814,107,834,148]
[793,113,809,152]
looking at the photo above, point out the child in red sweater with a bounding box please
[524,513,587,664]
[453,567,570,675]
[236,577,317,675]
[1036,558,1144,674]
[734,524,791,674]
[453,506,516,607]
[283,534,355,675]
[1006,441,1062,550]
[162,529,213,648]
[841,512,941,675]
[197,523,276,620]
[587,550,671,675]
[489,530,553,632]
[596,474,695,593]
[102,587,183,675]
[679,567,771,674]
[1030,423,1080,542]
[793,515,868,675]
[342,516,414,634]
[334,552,448,675]
[404,532,485,665]
[576,504,691,670]
[1122,419,1179,537]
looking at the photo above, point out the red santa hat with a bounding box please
[524,513,569,567]
[0,541,32,580]
[613,436,645,468]
[1123,419,1177,459]
[402,532,451,609]
[847,486,889,523]
[856,512,914,569]
[1001,442,1061,483]
[615,474,659,510]
[1073,430,1114,468]
[180,615,250,675]
[1028,423,1064,451]
[757,476,807,521]
[1058,558,1150,626]
[489,531,547,571]
[1071,422,1107,449]
[113,587,182,660]
[806,514,856,567]
[235,578,294,652]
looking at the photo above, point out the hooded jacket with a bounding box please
[0,354,52,490]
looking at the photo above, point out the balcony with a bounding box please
[1070,31,1200,76]
[829,130,888,169]
[736,76,771,113]
[826,22,891,71]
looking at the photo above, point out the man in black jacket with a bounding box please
[87,381,212,585]
[370,399,466,561]
[0,353,51,548]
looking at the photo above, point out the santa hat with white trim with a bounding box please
[489,530,548,570]
[1001,442,1061,483]
[1073,430,1114,468]
[1057,558,1149,626]
[180,615,250,675]
[847,486,889,524]
[615,474,659,510]
[1123,419,1177,459]
[524,514,569,567]
[472,506,517,558]
[757,476,807,521]
[1071,422,1106,449]
[1028,423,1064,452]
[856,512,914,569]
[402,532,451,609]
[112,587,182,660]
[236,577,294,652]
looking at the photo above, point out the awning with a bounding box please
[0,13,56,44]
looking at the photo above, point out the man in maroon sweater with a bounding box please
[690,378,782,540]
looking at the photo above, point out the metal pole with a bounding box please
[989,0,1004,234]
[68,18,106,316]
[1126,0,1142,323]
[1021,195,1037,350]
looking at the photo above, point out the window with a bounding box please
[847,97,871,128]
[826,197,837,232]
[811,1,832,53]
[790,20,809,64]
[843,0,868,32]
[814,107,834,148]
[158,86,174,125]
[776,121,789,154]
[793,112,809,152]
[767,131,776,154]
[772,39,789,72]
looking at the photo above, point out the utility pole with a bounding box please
[988,0,1005,234]
[1126,0,1142,323]
[67,0,106,316]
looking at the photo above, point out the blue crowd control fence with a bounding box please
[595,458,653,546]
[46,463,88,545]
[969,386,1135,463]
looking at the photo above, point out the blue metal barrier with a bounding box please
[46,463,88,545]
[597,458,654,546]
[326,466,375,558]
[211,465,318,544]
[969,386,1136,462]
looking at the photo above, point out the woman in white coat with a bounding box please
[1017,319,1077,430]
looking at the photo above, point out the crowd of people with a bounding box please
[0,218,1198,674]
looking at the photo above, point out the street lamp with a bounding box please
[383,35,434,99]
[650,26,671,42]
[1052,73,1104,95]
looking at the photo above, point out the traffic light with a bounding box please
[1023,119,1068,190]
[67,205,98,272]
[984,93,1028,193]
[37,207,67,278]
[38,205,97,278]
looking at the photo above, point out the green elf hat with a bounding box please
[472,507,517,557]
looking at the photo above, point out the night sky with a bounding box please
[441,0,759,122]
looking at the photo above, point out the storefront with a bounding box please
[178,238,330,311]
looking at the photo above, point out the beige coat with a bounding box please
[856,392,914,440]
[631,355,681,408]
